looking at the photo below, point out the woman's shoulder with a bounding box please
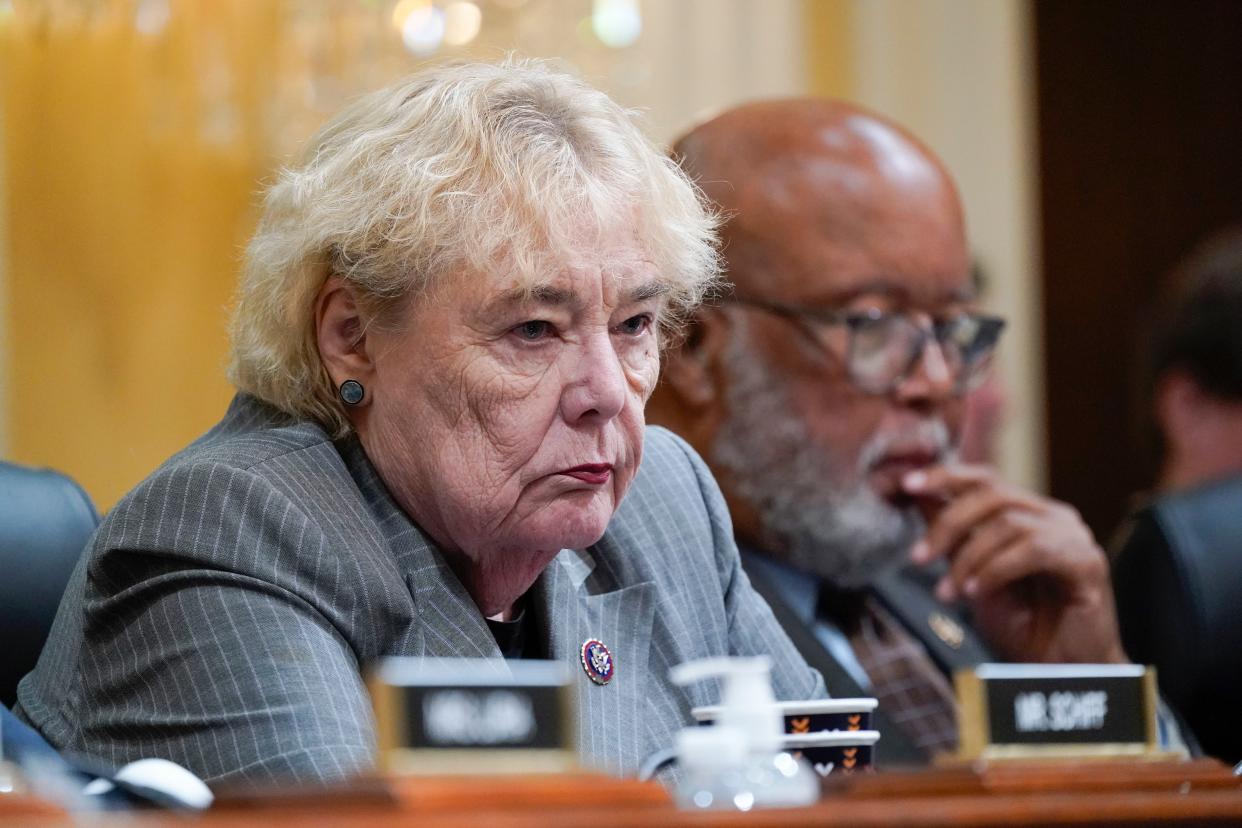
[84,395,409,637]
[169,393,335,473]
[101,394,355,552]
[133,394,343,491]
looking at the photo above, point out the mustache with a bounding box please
[857,420,952,473]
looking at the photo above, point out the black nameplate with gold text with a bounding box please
[954,664,1159,760]
[368,658,577,774]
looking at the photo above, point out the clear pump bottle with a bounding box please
[670,656,818,811]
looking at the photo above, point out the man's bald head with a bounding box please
[673,99,967,307]
[649,99,974,586]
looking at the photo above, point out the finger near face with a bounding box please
[966,539,1059,598]
[946,510,1032,591]
[922,482,1029,560]
[903,462,998,497]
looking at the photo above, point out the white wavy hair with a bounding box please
[229,57,720,435]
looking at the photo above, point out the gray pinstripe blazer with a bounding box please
[16,394,824,785]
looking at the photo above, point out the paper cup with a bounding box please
[782,730,880,777]
[692,697,878,737]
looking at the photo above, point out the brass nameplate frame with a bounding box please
[368,657,577,774]
[954,663,1159,761]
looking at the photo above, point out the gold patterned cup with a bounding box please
[782,730,880,777]
[692,698,880,775]
[692,697,877,737]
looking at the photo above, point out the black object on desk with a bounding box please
[0,461,98,707]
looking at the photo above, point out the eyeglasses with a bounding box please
[731,298,1006,395]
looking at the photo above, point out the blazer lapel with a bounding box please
[872,565,992,676]
[405,548,506,665]
[340,434,504,666]
[535,547,656,775]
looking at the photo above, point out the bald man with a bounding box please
[649,100,1132,761]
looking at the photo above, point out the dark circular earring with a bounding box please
[339,379,365,406]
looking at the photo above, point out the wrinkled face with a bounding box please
[363,229,664,566]
[710,143,972,585]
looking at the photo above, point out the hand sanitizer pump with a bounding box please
[670,656,818,810]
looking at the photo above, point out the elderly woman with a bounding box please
[15,59,823,784]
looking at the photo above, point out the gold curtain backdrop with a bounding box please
[4,0,774,508]
[4,0,273,511]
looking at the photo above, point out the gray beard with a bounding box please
[711,323,944,589]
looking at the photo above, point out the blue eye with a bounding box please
[617,314,653,336]
[513,320,552,341]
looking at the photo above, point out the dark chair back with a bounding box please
[0,462,98,707]
[1112,475,1242,763]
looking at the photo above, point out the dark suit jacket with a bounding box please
[16,394,824,784]
[742,552,991,764]
[1112,476,1242,762]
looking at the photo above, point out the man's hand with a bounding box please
[902,464,1128,665]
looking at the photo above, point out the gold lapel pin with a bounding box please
[928,611,965,650]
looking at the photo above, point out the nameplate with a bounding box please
[954,664,1159,759]
[368,657,577,774]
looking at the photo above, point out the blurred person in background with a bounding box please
[1147,227,1242,493]
[1112,226,1242,763]
[648,99,1162,762]
[14,58,824,786]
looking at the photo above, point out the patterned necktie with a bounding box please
[837,593,960,756]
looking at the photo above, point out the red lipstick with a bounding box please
[561,463,613,485]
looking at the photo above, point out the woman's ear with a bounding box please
[315,277,375,389]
